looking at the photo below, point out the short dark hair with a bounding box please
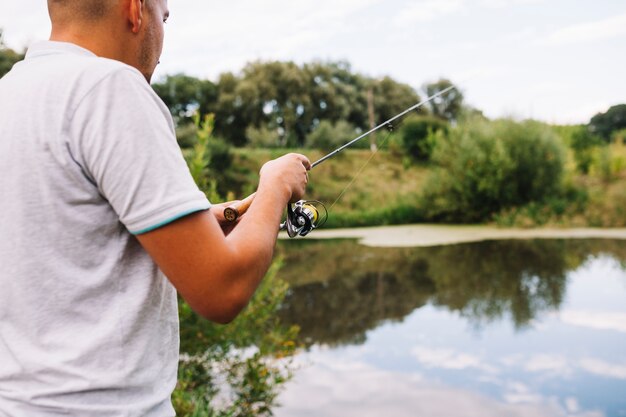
[48,0,115,23]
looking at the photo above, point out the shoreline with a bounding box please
[280,225,626,248]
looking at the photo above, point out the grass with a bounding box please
[227,148,428,221]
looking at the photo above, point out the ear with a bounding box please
[128,0,145,33]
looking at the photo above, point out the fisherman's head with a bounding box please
[47,0,169,82]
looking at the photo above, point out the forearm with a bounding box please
[137,153,310,324]
[219,181,291,311]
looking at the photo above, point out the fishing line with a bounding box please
[327,126,395,212]
[324,85,457,212]
[310,85,455,168]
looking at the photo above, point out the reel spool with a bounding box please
[280,200,328,238]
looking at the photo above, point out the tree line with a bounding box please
[152,61,464,148]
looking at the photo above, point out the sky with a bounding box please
[1,0,624,124]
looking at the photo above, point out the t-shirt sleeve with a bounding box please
[69,67,211,234]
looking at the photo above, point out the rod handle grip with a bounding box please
[223,192,256,222]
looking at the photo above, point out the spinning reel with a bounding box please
[280,200,327,238]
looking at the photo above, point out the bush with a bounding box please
[184,113,233,201]
[173,260,299,417]
[400,115,448,161]
[304,120,358,151]
[246,125,282,148]
[570,126,601,174]
[420,118,566,222]
[179,132,298,416]
[612,128,626,143]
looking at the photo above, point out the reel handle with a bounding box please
[223,192,256,222]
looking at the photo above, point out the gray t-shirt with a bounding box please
[0,41,210,416]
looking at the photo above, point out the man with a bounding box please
[0,0,310,415]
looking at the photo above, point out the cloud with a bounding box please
[394,0,465,25]
[559,310,626,333]
[276,351,583,417]
[579,358,626,380]
[157,0,385,78]
[544,13,626,45]
[411,346,499,373]
[509,352,626,381]
[503,382,544,405]
[524,354,572,377]
[478,0,544,8]
[393,0,544,26]
[0,0,50,49]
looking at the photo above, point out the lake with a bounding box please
[272,234,626,417]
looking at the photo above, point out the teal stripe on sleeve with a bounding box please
[131,207,210,235]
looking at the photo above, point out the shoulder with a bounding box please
[76,57,151,100]
[70,57,170,122]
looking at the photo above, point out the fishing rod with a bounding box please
[223,85,457,237]
[311,85,455,168]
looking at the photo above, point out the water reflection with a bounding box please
[276,239,626,346]
[274,238,626,417]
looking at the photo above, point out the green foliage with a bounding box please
[0,30,25,78]
[422,78,464,122]
[174,261,299,417]
[304,120,358,151]
[186,113,220,201]
[550,124,582,147]
[494,184,588,227]
[153,74,218,124]
[589,104,626,141]
[570,125,602,174]
[400,115,448,161]
[324,203,426,228]
[612,128,626,143]
[596,146,613,182]
[245,125,282,148]
[184,113,235,201]
[421,118,566,222]
[371,76,422,122]
[220,143,626,228]
[154,60,423,147]
[177,130,298,416]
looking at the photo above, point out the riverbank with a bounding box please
[279,224,626,247]
[230,145,626,229]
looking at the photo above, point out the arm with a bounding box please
[136,153,310,324]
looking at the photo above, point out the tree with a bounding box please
[238,61,312,147]
[589,104,626,142]
[372,76,422,124]
[0,29,25,78]
[213,72,251,147]
[152,74,217,124]
[303,61,366,130]
[153,62,459,148]
[422,78,464,122]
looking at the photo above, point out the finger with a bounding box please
[293,153,311,170]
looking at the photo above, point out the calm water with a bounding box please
[273,239,626,417]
